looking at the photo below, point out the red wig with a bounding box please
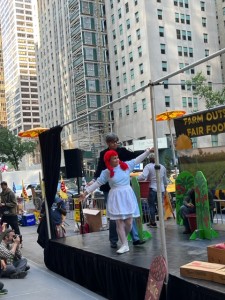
[104,150,128,178]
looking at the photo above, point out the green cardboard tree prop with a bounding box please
[176,171,194,225]
[130,177,152,241]
[190,171,218,240]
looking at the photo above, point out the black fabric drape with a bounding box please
[38,125,62,209]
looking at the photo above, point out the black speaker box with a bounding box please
[64,149,83,178]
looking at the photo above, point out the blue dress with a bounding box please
[95,159,140,220]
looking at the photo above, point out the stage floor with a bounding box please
[46,221,225,299]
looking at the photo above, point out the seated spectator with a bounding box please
[0,229,29,279]
[180,188,196,234]
[180,188,214,234]
[50,196,67,238]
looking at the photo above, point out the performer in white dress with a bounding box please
[80,148,151,254]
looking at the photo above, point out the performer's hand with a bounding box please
[0,259,6,270]
[86,180,95,186]
[1,223,7,232]
[79,193,86,202]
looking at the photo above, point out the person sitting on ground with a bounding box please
[0,229,29,279]
[50,195,67,238]
[80,148,151,254]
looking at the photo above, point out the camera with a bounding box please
[13,234,22,243]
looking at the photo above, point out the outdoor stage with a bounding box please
[44,222,225,300]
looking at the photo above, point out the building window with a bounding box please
[159,26,164,37]
[160,43,166,54]
[129,52,133,62]
[138,46,142,57]
[191,137,197,148]
[113,29,116,39]
[186,14,190,24]
[182,97,187,107]
[128,35,132,46]
[202,17,206,27]
[115,61,118,70]
[207,65,211,75]
[180,14,185,24]
[157,9,163,20]
[175,13,179,23]
[119,24,123,35]
[164,80,168,89]
[136,29,141,40]
[179,0,183,7]
[118,8,122,18]
[181,80,186,90]
[188,97,192,107]
[135,12,139,22]
[165,96,170,107]
[203,33,208,43]
[174,0,178,6]
[184,0,189,8]
[139,63,143,74]
[132,85,135,91]
[110,0,113,8]
[200,1,205,11]
[187,31,192,41]
[183,47,188,57]
[193,97,198,109]
[211,135,218,147]
[205,49,209,57]
[125,2,129,13]
[121,40,124,50]
[114,45,117,55]
[123,72,127,83]
[126,19,130,29]
[134,0,138,5]
[189,47,193,57]
[130,68,134,79]
[140,81,145,86]
[124,89,128,95]
[122,56,125,66]
[182,30,186,40]
[178,46,182,56]
[162,61,167,72]
[133,102,137,113]
[111,14,115,24]
[126,105,130,115]
[176,29,181,39]
[119,108,122,118]
[116,76,120,86]
[142,98,146,110]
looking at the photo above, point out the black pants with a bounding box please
[1,215,21,235]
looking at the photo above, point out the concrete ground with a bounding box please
[0,202,106,300]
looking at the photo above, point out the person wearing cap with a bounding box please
[0,181,21,236]
[137,154,167,228]
[88,133,145,248]
[81,148,151,254]
[0,229,29,279]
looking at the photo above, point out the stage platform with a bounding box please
[44,222,225,300]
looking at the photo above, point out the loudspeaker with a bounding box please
[64,149,83,178]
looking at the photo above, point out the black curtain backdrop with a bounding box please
[39,125,62,208]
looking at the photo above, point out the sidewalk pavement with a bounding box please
[0,202,106,300]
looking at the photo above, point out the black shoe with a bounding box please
[0,289,8,295]
[10,271,27,279]
[149,223,157,228]
[133,240,145,246]
[110,243,117,249]
[183,230,191,234]
[25,265,30,271]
